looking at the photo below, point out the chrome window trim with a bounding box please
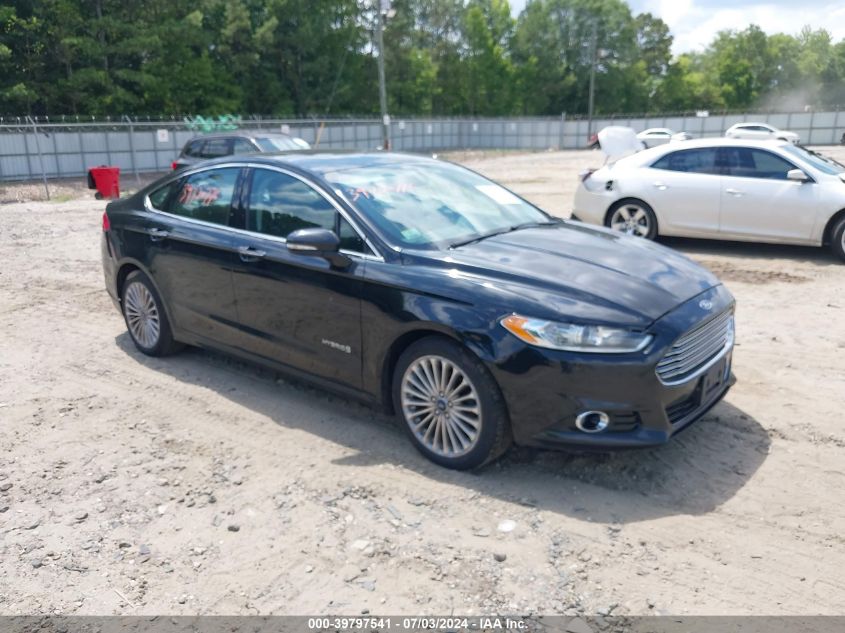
[143,162,385,263]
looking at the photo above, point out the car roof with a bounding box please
[649,137,790,151]
[729,122,774,128]
[187,131,298,141]
[186,151,439,175]
[614,137,794,167]
[641,128,672,134]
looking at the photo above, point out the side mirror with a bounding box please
[286,228,350,268]
[787,168,810,182]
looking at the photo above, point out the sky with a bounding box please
[508,0,845,54]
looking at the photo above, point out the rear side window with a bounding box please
[148,180,179,210]
[247,169,336,238]
[652,148,718,174]
[169,168,240,225]
[183,140,204,158]
[200,139,231,158]
[720,148,795,180]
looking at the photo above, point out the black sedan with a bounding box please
[101,152,735,470]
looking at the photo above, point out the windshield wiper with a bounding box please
[449,219,561,249]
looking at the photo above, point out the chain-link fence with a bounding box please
[2,110,844,184]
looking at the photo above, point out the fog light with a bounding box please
[575,411,610,433]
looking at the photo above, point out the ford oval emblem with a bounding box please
[699,299,713,310]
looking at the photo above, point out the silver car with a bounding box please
[725,122,800,144]
[636,128,693,148]
[572,138,845,261]
[171,132,311,171]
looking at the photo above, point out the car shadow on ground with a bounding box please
[116,333,770,524]
[659,235,840,267]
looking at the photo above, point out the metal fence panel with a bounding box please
[2,111,844,182]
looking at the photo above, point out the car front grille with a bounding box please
[656,309,734,384]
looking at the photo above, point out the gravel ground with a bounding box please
[1,148,844,616]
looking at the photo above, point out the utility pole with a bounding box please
[587,20,597,139]
[376,1,390,150]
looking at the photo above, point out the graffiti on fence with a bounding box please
[183,114,242,132]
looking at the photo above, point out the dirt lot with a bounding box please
[1,149,844,617]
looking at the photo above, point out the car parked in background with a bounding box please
[573,138,845,261]
[725,122,800,144]
[636,128,693,148]
[171,131,310,170]
[101,152,735,470]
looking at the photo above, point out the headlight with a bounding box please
[501,314,652,353]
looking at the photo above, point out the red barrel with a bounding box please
[87,166,121,199]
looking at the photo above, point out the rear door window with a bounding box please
[652,148,718,174]
[183,140,204,158]
[169,168,241,225]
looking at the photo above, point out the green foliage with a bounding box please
[1,0,844,116]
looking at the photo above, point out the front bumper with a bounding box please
[490,284,736,449]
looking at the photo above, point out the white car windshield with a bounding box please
[324,161,555,250]
[781,145,845,175]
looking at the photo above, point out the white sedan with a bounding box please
[725,122,800,144]
[636,128,692,148]
[572,138,845,261]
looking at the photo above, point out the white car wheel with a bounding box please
[607,200,657,239]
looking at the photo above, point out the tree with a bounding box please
[462,0,518,114]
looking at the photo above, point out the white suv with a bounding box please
[725,122,800,144]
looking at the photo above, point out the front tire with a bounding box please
[606,198,658,239]
[392,337,511,470]
[830,216,845,262]
[121,270,182,356]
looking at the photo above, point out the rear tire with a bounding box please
[392,337,511,470]
[830,216,845,262]
[121,270,183,357]
[606,198,658,240]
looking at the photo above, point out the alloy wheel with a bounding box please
[400,355,482,458]
[124,281,161,349]
[610,203,651,237]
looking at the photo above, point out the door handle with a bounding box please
[725,188,743,196]
[148,228,170,242]
[238,246,266,262]
[653,181,668,190]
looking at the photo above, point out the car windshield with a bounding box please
[255,137,311,151]
[781,144,845,175]
[323,161,553,250]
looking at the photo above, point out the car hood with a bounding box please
[419,223,721,326]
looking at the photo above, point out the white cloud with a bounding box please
[510,0,845,54]
[637,0,845,53]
